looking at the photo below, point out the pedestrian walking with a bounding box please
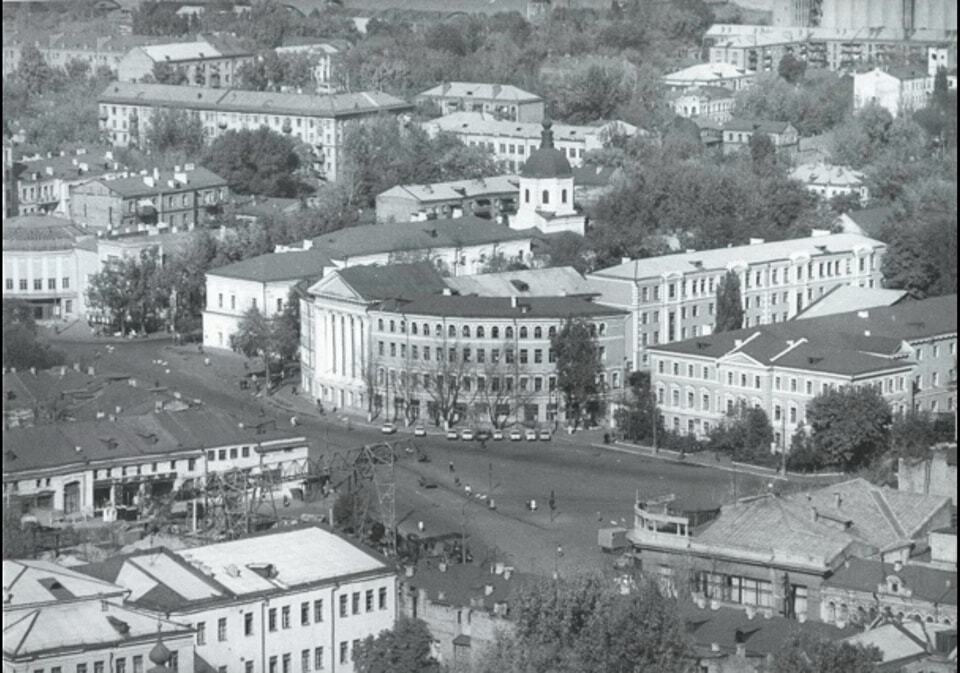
[449,462,455,473]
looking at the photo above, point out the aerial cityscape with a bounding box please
[1,0,957,671]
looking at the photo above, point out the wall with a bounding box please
[4,633,195,673]
[117,47,156,82]
[70,180,122,230]
[202,275,300,349]
[899,450,958,505]
[2,246,100,319]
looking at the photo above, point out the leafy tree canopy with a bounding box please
[714,270,744,333]
[352,617,437,673]
[203,127,307,197]
[806,385,892,470]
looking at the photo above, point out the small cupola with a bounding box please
[520,119,573,179]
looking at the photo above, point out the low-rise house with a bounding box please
[230,194,305,223]
[628,478,953,624]
[399,559,533,670]
[1,408,309,519]
[2,559,195,673]
[69,164,229,234]
[670,85,737,123]
[423,112,638,172]
[14,146,126,216]
[820,555,957,627]
[837,205,896,236]
[571,164,619,207]
[845,620,958,672]
[78,525,398,673]
[648,295,957,443]
[2,215,100,321]
[790,162,869,204]
[376,175,519,224]
[792,285,908,321]
[899,445,958,506]
[117,35,254,86]
[721,119,799,155]
[663,62,756,91]
[98,82,412,180]
[854,67,934,117]
[415,82,544,122]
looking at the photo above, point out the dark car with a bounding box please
[475,429,492,442]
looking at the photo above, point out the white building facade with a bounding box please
[853,67,934,117]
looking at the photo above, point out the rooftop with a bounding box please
[377,175,519,204]
[373,294,627,319]
[418,82,542,103]
[590,232,883,281]
[664,62,756,82]
[2,215,93,252]
[138,39,252,63]
[402,559,535,611]
[823,557,957,605]
[845,621,957,667]
[840,206,896,237]
[723,118,795,134]
[445,266,594,297]
[794,285,908,320]
[425,111,638,142]
[2,559,125,608]
[791,163,866,187]
[15,147,123,185]
[100,82,412,118]
[325,263,449,302]
[207,248,333,283]
[91,166,227,198]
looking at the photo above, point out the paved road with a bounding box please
[48,335,779,575]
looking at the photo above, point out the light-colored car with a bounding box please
[461,429,475,441]
[539,430,552,441]
[446,429,459,440]
[381,422,397,435]
[509,429,523,441]
[525,429,538,441]
[492,430,504,441]
[413,426,427,437]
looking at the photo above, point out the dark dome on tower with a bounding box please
[520,120,573,179]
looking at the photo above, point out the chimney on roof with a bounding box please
[511,296,519,308]
[72,158,79,166]
[75,445,83,453]
[858,310,869,319]
[153,167,160,180]
[88,366,95,376]
[864,330,871,337]
[710,643,720,652]
[438,562,447,573]
[405,565,415,578]
[29,367,36,375]
[893,560,903,572]
[45,166,54,176]
[484,584,494,596]
[442,287,453,296]
[736,644,747,658]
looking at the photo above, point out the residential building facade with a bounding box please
[790,163,868,204]
[13,146,125,216]
[854,67,934,117]
[98,82,412,181]
[376,175,519,224]
[670,85,737,123]
[2,215,99,321]
[627,479,952,624]
[300,264,628,426]
[275,38,351,93]
[586,231,887,369]
[69,164,229,234]
[3,560,195,673]
[117,37,254,86]
[415,82,545,122]
[721,119,799,156]
[662,62,756,91]
[423,112,638,172]
[2,409,309,518]
[78,526,398,673]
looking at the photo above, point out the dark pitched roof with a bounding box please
[309,216,538,259]
[375,294,628,319]
[208,249,333,283]
[722,118,795,134]
[93,167,227,198]
[335,263,448,301]
[844,206,896,234]
[571,164,617,187]
[401,559,536,611]
[823,557,957,605]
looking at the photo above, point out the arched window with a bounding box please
[524,189,530,203]
[411,323,418,335]
[561,189,567,204]
[519,326,528,339]
[400,320,406,333]
[598,323,606,336]
[389,320,396,333]
[462,325,470,338]
[476,326,485,338]
[827,602,836,622]
[492,326,500,339]
[434,324,442,336]
[448,325,456,338]
[378,319,384,331]
[534,326,542,339]
[542,190,550,205]
[549,326,557,338]
[505,326,514,339]
[423,323,429,336]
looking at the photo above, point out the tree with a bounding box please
[65,58,91,80]
[749,132,776,172]
[2,300,65,370]
[352,617,437,673]
[150,61,188,85]
[475,574,690,673]
[142,107,205,155]
[806,385,891,470]
[203,128,305,197]
[551,318,603,427]
[771,633,881,673]
[15,45,60,95]
[778,53,806,85]
[889,410,955,461]
[132,0,190,35]
[714,271,744,333]
[533,231,594,274]
[2,502,36,560]
[86,249,167,335]
[236,51,317,92]
[615,370,664,445]
[709,405,776,465]
[230,307,294,390]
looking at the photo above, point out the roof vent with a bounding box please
[75,445,83,453]
[857,310,869,319]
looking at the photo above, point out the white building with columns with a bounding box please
[511,120,586,236]
[586,231,888,369]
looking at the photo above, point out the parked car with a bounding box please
[413,426,426,437]
[461,428,475,441]
[492,429,504,441]
[381,422,397,435]
[446,429,459,440]
[476,429,491,442]
[525,429,538,441]
[539,430,552,441]
[509,429,523,441]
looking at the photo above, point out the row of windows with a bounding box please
[92,460,182,480]
[5,276,71,291]
[375,320,607,339]
[378,343,571,365]
[217,294,285,313]
[377,369,564,394]
[206,446,252,462]
[34,653,177,673]
[466,139,586,160]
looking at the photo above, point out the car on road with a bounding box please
[381,422,397,434]
[418,476,438,489]
[524,428,538,441]
[509,428,523,441]
[492,429,504,441]
[460,429,475,441]
[446,429,459,440]
[475,429,491,442]
[413,425,426,437]
[539,430,552,441]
